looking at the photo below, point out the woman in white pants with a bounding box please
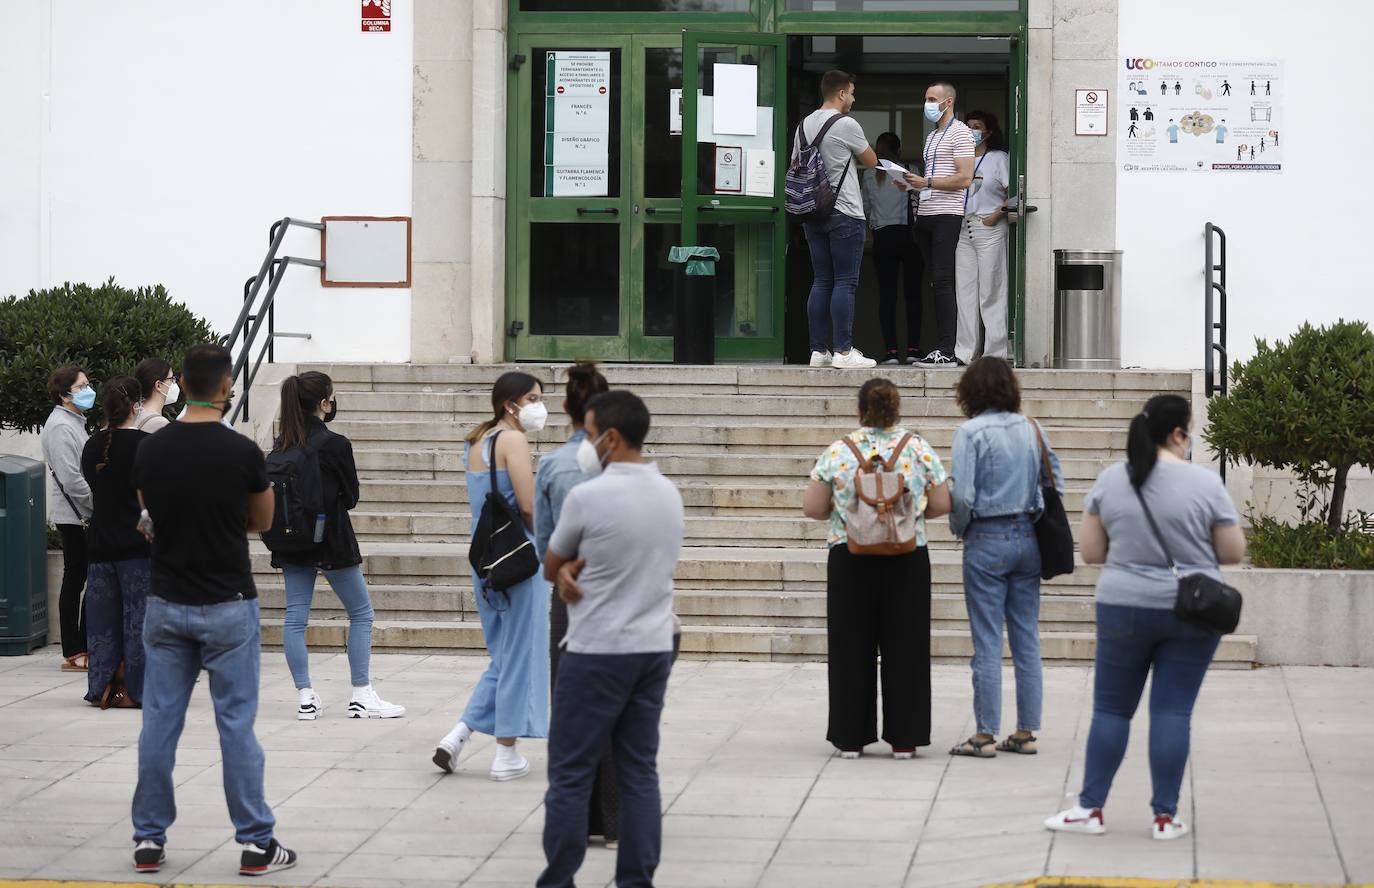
[955,111,1011,364]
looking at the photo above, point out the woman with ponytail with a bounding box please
[272,372,405,721]
[80,376,150,707]
[1046,393,1247,841]
[434,371,552,781]
[803,377,951,759]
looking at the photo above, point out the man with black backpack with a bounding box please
[792,69,879,370]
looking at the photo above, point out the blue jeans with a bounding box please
[539,650,674,888]
[962,516,1043,736]
[281,563,374,688]
[803,212,866,353]
[133,596,275,847]
[1079,603,1221,816]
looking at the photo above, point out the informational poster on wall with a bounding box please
[1118,56,1282,173]
[544,51,612,196]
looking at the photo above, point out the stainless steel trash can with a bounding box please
[1053,249,1123,370]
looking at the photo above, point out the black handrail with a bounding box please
[1204,222,1229,481]
[224,217,324,424]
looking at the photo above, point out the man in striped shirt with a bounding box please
[904,82,975,367]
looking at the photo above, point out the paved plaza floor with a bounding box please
[0,649,1369,888]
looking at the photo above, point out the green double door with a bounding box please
[507,32,787,362]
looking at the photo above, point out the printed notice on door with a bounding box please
[545,51,613,196]
[1119,56,1282,173]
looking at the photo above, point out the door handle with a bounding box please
[576,207,620,216]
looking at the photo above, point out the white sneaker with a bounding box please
[296,689,321,721]
[809,350,833,368]
[1044,805,1106,835]
[347,686,405,719]
[490,744,531,782]
[1151,813,1189,840]
[832,348,877,369]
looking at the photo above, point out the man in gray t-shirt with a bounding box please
[794,69,878,370]
[540,391,683,888]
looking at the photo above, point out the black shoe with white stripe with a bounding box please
[239,838,297,877]
[133,840,165,873]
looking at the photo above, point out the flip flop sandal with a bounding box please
[949,736,997,758]
[996,734,1039,755]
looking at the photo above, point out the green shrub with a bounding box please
[1248,514,1374,570]
[0,279,218,434]
[1205,320,1374,531]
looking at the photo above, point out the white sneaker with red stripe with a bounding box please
[1044,805,1106,835]
[1151,813,1190,840]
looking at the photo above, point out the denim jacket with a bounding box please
[950,410,1064,538]
[534,429,590,559]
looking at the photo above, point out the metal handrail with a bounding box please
[225,217,324,424]
[1204,222,1229,481]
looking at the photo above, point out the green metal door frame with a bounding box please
[506,1,1030,363]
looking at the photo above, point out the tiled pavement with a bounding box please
[0,649,1368,887]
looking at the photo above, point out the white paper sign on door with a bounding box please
[712,63,758,136]
[744,149,775,197]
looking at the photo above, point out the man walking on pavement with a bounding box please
[538,390,685,888]
[130,343,297,878]
[905,81,975,367]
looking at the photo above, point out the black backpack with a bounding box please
[468,431,539,596]
[261,431,325,554]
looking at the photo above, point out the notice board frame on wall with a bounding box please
[320,216,413,288]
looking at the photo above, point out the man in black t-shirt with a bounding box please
[129,344,297,878]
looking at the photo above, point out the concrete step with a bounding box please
[250,544,1104,594]
[304,363,1191,401]
[260,618,1257,666]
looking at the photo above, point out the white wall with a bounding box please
[1,1,414,363]
[1116,0,1372,369]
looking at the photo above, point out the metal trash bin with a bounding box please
[0,455,49,655]
[668,246,720,365]
[1053,249,1123,370]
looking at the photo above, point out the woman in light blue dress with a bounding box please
[433,372,551,781]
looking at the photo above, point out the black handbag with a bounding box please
[468,431,539,596]
[1132,485,1243,635]
[1030,419,1075,580]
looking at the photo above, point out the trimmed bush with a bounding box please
[0,279,217,434]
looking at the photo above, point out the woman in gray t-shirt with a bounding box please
[1046,394,1246,841]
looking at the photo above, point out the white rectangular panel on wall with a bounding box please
[321,216,412,287]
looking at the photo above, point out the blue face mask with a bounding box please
[970,130,984,146]
[71,386,96,412]
[924,100,943,122]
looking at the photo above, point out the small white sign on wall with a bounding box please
[1075,89,1109,136]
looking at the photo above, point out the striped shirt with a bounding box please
[917,119,976,217]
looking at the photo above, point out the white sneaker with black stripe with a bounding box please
[348,685,405,719]
[296,688,321,721]
[239,838,297,877]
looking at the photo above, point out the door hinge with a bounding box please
[509,54,527,71]
[507,320,525,338]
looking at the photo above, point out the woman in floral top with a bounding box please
[803,378,951,759]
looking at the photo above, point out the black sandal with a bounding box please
[996,734,1038,755]
[949,735,997,758]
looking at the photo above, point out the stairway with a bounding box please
[251,364,1257,666]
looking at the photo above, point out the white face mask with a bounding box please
[162,380,180,403]
[576,432,609,477]
[516,401,548,433]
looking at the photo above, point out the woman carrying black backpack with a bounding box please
[272,372,404,721]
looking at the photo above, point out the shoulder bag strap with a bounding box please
[49,467,87,522]
[1132,483,1182,578]
[840,436,873,472]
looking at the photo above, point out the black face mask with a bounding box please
[323,399,338,424]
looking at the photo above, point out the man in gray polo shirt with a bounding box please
[538,390,683,888]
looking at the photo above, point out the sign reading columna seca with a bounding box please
[361,0,391,33]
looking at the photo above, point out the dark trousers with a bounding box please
[57,523,88,657]
[540,650,674,888]
[826,545,932,750]
[1079,604,1221,816]
[914,214,961,356]
[873,224,923,354]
